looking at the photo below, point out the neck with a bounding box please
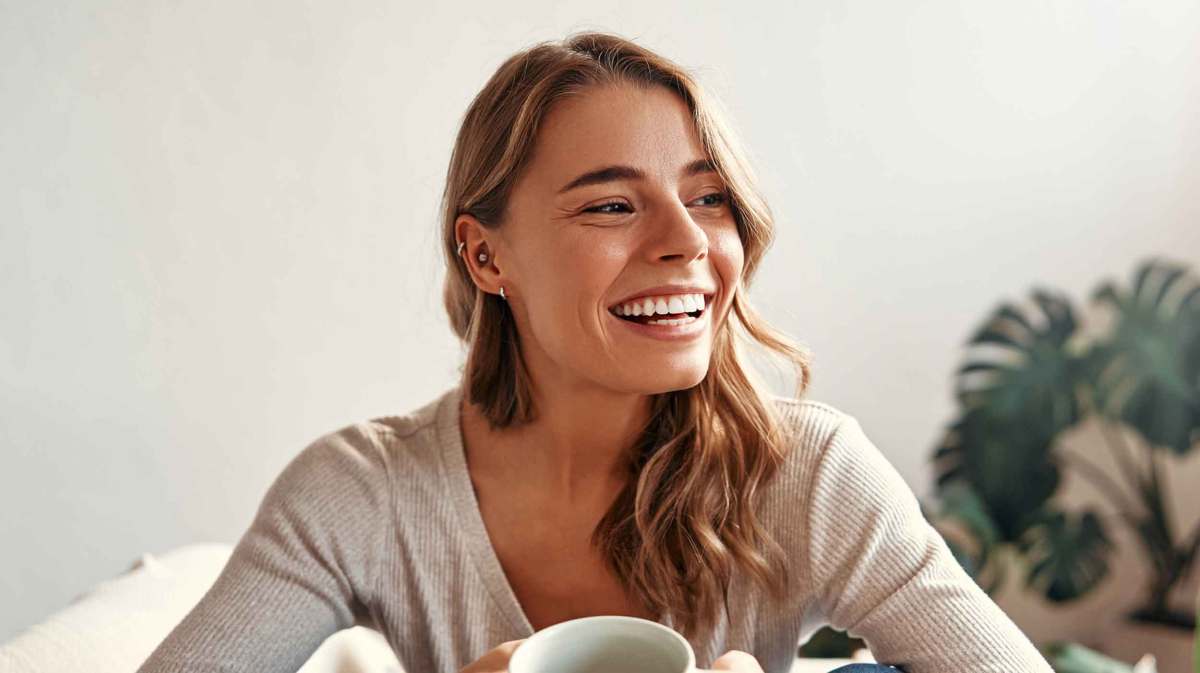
[461,377,652,505]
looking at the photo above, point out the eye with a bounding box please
[694,191,728,208]
[584,201,631,215]
[583,192,728,215]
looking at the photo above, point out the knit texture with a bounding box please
[136,384,1054,673]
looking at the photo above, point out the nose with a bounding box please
[648,199,708,264]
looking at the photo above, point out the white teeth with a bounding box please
[646,315,697,325]
[611,292,709,317]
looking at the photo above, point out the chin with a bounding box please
[621,365,710,395]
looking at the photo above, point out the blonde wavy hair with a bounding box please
[439,30,813,642]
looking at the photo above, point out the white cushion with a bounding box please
[0,543,402,673]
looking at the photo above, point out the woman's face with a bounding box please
[471,82,744,395]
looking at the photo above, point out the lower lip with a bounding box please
[608,306,710,342]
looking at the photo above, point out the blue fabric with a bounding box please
[825,665,903,672]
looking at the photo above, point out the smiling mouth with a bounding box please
[608,296,710,325]
[613,307,705,325]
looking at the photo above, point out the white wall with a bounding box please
[2,0,1197,647]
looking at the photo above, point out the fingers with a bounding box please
[458,639,527,673]
[708,649,765,672]
[495,638,525,655]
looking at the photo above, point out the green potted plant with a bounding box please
[929,257,1199,665]
[1047,641,1158,673]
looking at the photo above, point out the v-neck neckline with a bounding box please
[432,382,676,637]
[435,383,535,636]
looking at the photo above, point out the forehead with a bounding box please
[524,83,707,192]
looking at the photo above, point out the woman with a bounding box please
[138,32,1055,673]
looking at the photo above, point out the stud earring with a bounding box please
[500,286,506,300]
[455,240,488,264]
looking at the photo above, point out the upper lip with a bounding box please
[608,284,717,310]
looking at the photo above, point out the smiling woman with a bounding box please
[441,33,809,652]
[135,30,1056,673]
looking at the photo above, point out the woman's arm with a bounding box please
[802,414,1054,673]
[136,422,393,673]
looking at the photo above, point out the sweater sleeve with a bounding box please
[803,414,1054,673]
[136,422,393,673]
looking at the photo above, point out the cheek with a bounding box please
[526,249,623,334]
[710,227,746,281]
[561,234,629,301]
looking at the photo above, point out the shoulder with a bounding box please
[270,386,453,506]
[762,395,909,513]
[768,394,853,462]
[365,387,447,441]
[769,394,846,420]
[363,384,451,445]
[770,398,923,539]
[767,394,902,489]
[295,384,461,499]
[762,396,927,564]
[261,420,391,518]
[755,395,852,514]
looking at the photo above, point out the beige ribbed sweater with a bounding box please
[136,384,1054,673]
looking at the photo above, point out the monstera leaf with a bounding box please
[1019,508,1113,602]
[934,407,1060,544]
[954,287,1088,434]
[935,287,1088,547]
[1085,258,1200,456]
[933,286,1106,602]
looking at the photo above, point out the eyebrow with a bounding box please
[556,158,718,195]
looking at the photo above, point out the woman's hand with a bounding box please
[698,649,766,672]
[458,639,526,673]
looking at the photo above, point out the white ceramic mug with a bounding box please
[508,615,696,673]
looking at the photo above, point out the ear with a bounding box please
[455,214,505,297]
